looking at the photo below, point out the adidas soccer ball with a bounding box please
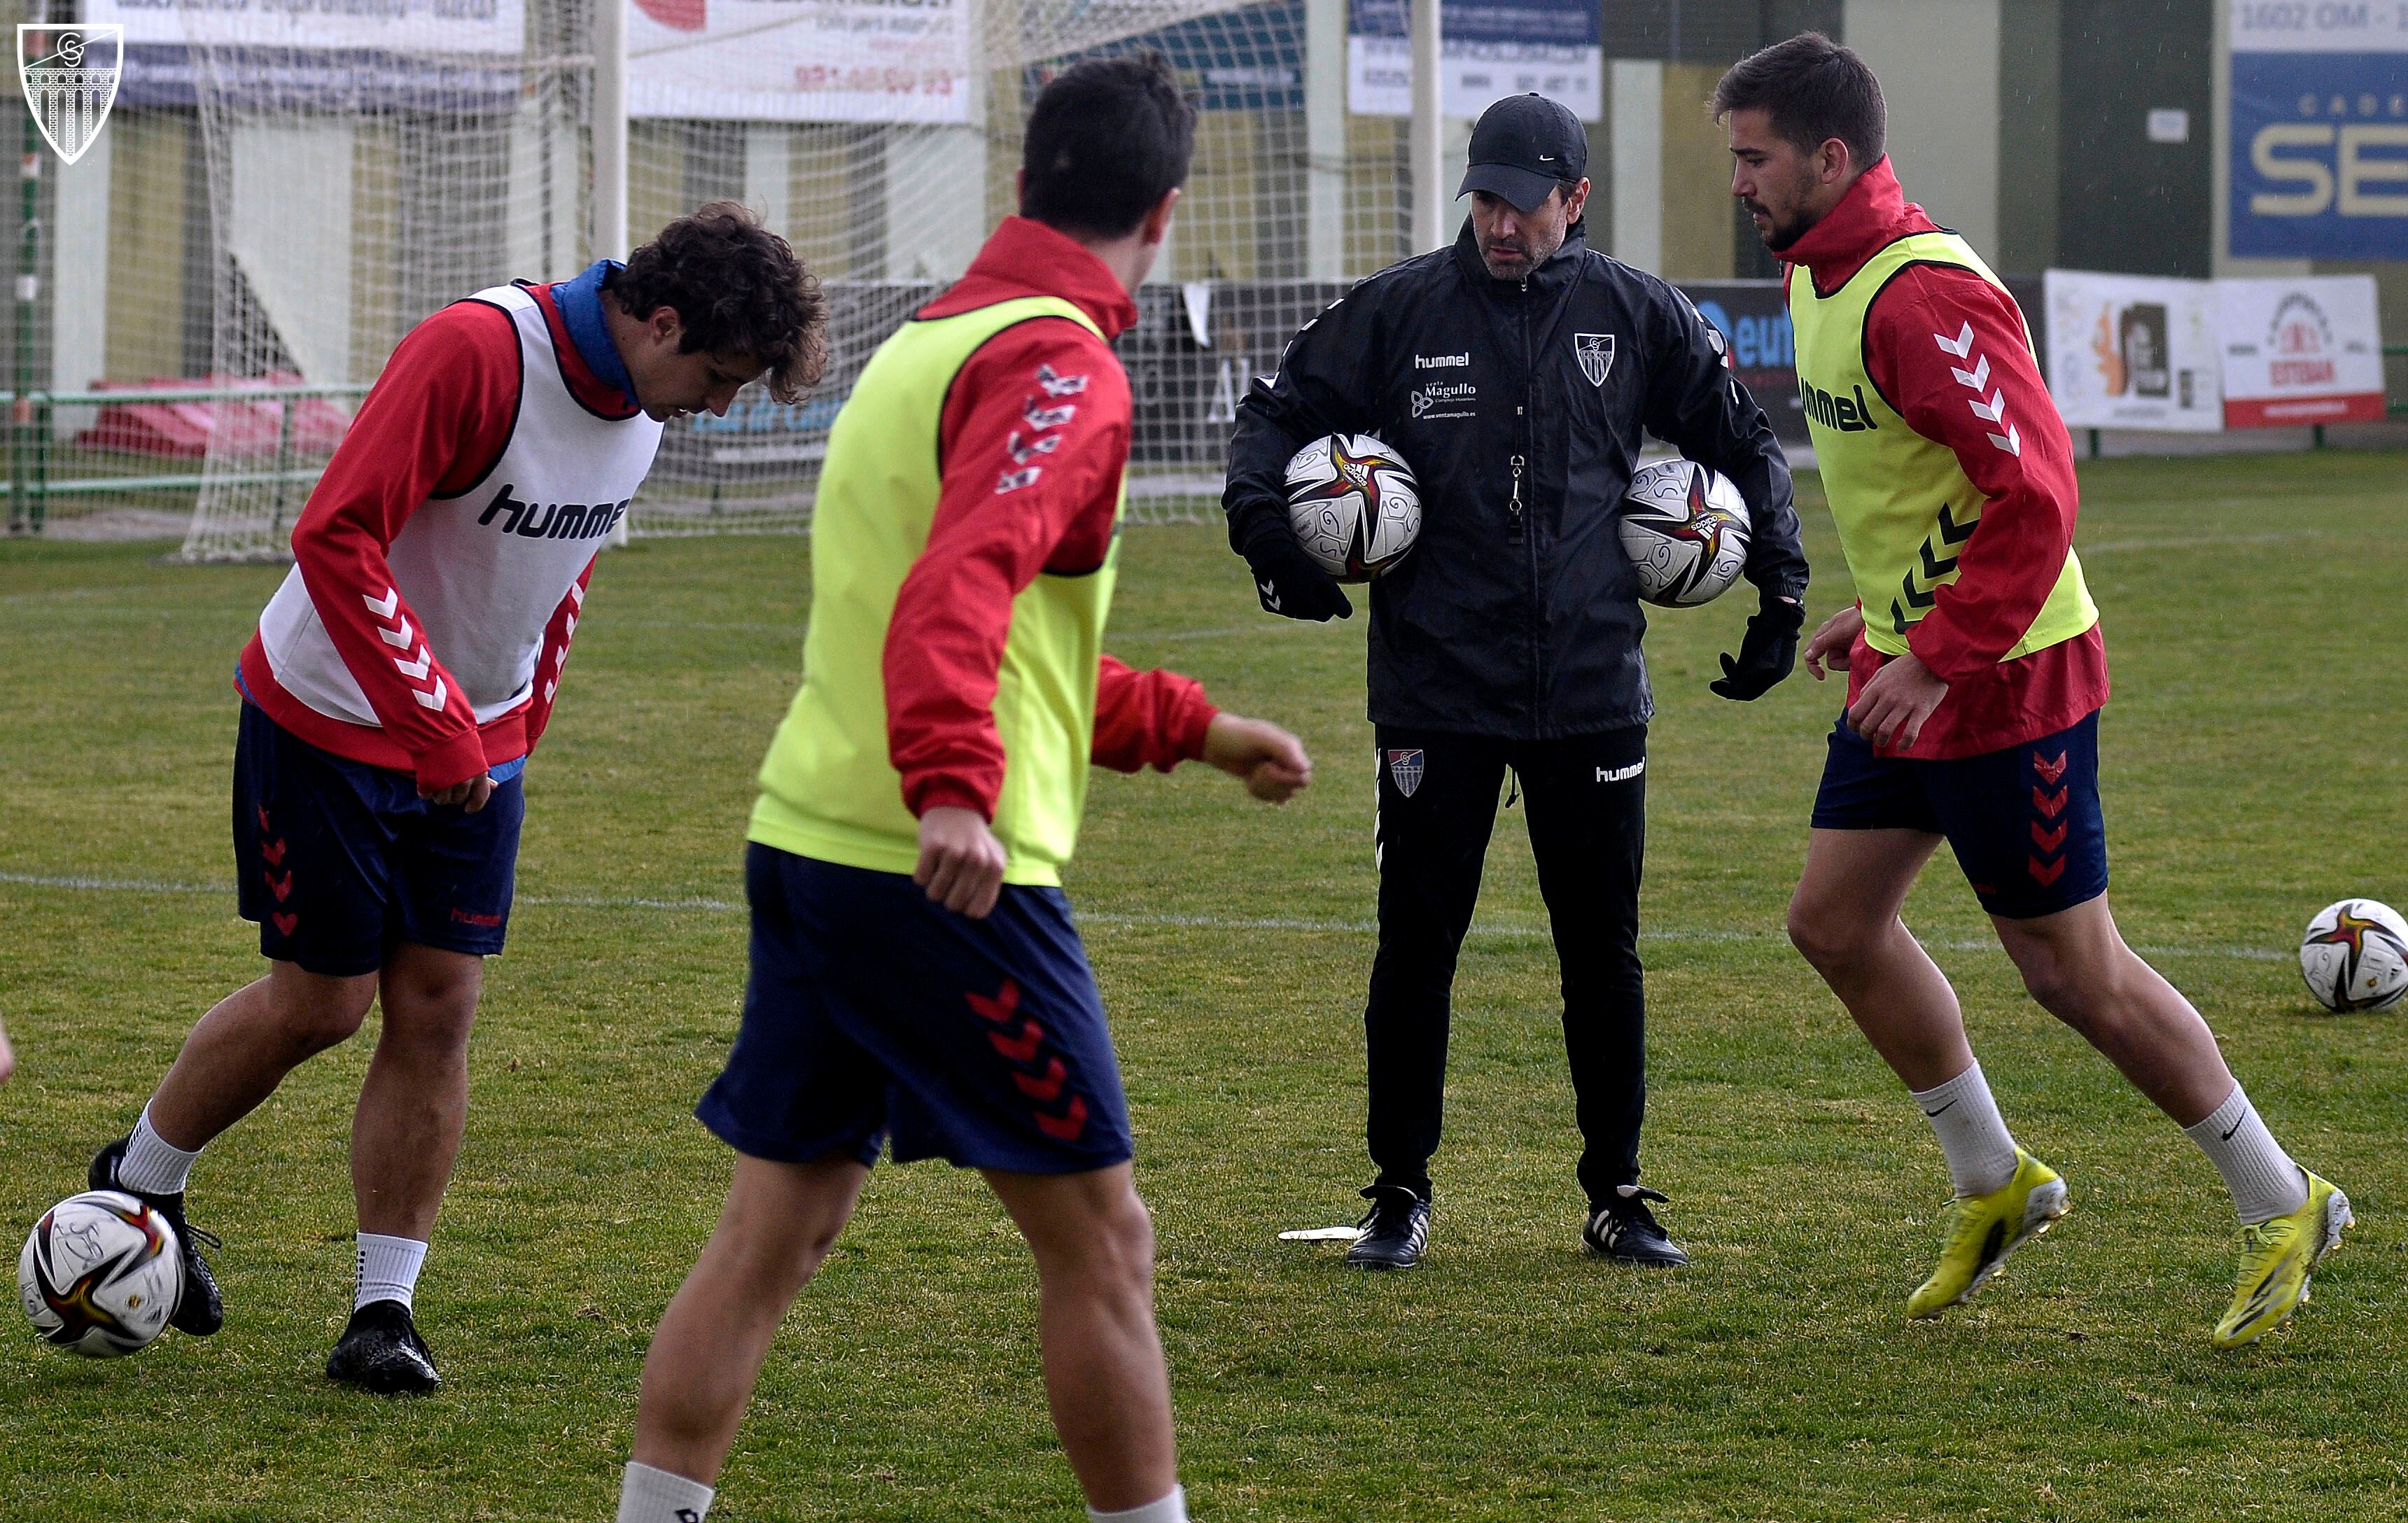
[1620,459,1751,607]
[1284,433,1421,582]
[2299,899,2408,1013]
[19,1190,183,1357]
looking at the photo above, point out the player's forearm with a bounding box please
[294,513,484,787]
[1091,655,1217,773]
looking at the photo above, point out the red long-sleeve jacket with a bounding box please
[1786,161,2110,758]
[883,216,1218,818]
[236,283,632,789]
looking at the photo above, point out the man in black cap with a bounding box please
[1224,92,1808,1270]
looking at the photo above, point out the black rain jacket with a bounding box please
[1224,218,1808,738]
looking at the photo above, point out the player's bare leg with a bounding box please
[1786,827,1969,1088]
[1988,895,2233,1126]
[145,963,382,1150]
[1789,825,2065,1314]
[630,1154,871,1487]
[351,943,482,1240]
[316,943,484,1394]
[985,1163,1179,1514]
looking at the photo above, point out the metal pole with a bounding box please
[1409,0,1443,253]
[13,87,38,533]
[592,0,629,263]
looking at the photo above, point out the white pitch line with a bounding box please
[0,869,2287,960]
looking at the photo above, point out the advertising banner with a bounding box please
[629,0,972,124]
[1030,1,1305,113]
[2216,274,2388,427]
[2042,269,2223,433]
[1348,0,1600,123]
[1684,281,1806,443]
[2229,6,2408,258]
[88,0,524,53]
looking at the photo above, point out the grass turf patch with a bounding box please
[2,450,2405,1520]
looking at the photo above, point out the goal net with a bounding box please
[160,0,1413,560]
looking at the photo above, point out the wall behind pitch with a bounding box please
[1844,0,2002,258]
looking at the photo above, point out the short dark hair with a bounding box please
[608,201,829,405]
[1712,31,1886,171]
[1021,52,1197,239]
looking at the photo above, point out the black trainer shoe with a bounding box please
[90,1137,224,1335]
[1582,1185,1690,1268]
[327,1299,442,1395]
[1344,1185,1432,1271]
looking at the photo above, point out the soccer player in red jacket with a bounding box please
[85,205,828,1392]
[615,59,1309,1523]
[1719,35,2348,1349]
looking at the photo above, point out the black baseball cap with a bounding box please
[1457,93,1586,212]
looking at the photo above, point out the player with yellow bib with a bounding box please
[1717,34,2349,1349]
[617,58,1312,1523]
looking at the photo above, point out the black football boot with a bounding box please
[326,1299,442,1395]
[1581,1184,1690,1268]
[1344,1184,1432,1270]
[90,1137,224,1335]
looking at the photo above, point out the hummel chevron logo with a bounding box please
[1035,364,1088,398]
[1968,390,2006,424]
[363,587,400,619]
[1935,321,1975,358]
[376,619,412,650]
[411,678,447,711]
[1949,354,1989,391]
[394,647,432,680]
[1987,425,2022,457]
[568,582,586,608]
[1259,578,1282,612]
[2032,750,2069,784]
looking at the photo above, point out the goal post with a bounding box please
[153,0,1422,559]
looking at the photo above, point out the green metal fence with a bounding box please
[0,382,373,536]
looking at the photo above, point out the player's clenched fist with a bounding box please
[1201,713,1312,803]
[914,805,1010,919]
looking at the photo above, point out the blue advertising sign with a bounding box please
[1038,0,1303,113]
[2229,8,2408,258]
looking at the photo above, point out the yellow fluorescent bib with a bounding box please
[749,295,1123,887]
[1787,232,2095,661]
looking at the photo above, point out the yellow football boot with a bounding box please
[1907,1149,2069,1319]
[2213,1172,2353,1349]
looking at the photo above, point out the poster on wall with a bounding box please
[2216,274,2388,427]
[1348,0,1600,122]
[2229,5,2408,258]
[2041,269,2223,432]
[629,0,972,123]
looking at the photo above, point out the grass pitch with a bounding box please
[4,451,2406,1521]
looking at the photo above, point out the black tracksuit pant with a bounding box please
[1366,724,1647,1209]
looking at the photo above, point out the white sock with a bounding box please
[617,1461,715,1523]
[1908,1061,2021,1198]
[118,1104,202,1196]
[355,1233,428,1312]
[1089,1488,1187,1523]
[2184,1085,2309,1224]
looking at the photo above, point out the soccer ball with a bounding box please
[1620,459,1751,607]
[1284,433,1421,582]
[2298,899,2408,1013]
[19,1190,183,1357]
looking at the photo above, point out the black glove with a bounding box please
[1712,594,1803,700]
[1239,519,1352,622]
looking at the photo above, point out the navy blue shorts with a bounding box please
[1810,710,2108,920]
[231,701,525,976]
[696,843,1135,1175]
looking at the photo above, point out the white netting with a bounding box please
[164,0,1415,558]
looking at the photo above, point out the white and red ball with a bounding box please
[1620,458,1751,608]
[19,1190,183,1357]
[1284,433,1422,583]
[2299,898,2408,1013]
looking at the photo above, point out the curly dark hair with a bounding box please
[606,201,830,405]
